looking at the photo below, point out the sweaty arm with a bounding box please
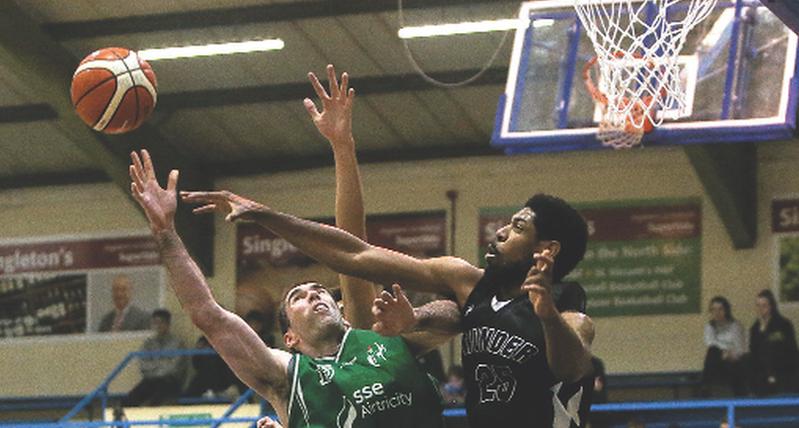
[245,207,480,303]
[155,230,292,405]
[129,149,291,411]
[180,193,481,302]
[303,65,376,328]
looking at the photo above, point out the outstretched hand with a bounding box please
[180,190,266,222]
[256,416,283,428]
[304,64,355,146]
[129,150,179,234]
[521,249,558,321]
[372,284,416,336]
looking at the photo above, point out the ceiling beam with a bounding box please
[158,66,508,110]
[0,104,57,123]
[208,144,502,178]
[2,66,507,123]
[0,169,108,190]
[0,2,215,273]
[44,0,512,40]
[683,143,757,249]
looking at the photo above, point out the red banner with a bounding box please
[0,235,160,276]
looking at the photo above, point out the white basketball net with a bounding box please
[574,0,718,148]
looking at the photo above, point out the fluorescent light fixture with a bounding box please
[138,39,284,61]
[399,18,551,39]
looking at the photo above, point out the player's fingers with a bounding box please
[521,284,547,295]
[192,204,216,215]
[327,64,340,98]
[129,165,143,188]
[130,151,145,181]
[392,284,411,306]
[379,289,395,303]
[308,72,329,100]
[141,149,156,179]
[180,191,225,204]
[303,98,320,120]
[130,183,144,202]
[374,298,390,311]
[340,72,349,98]
[166,170,179,192]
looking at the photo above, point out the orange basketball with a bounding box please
[71,47,157,134]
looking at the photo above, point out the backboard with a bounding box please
[492,0,799,153]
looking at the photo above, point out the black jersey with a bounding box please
[461,272,590,428]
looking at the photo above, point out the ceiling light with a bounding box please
[399,18,550,39]
[138,39,285,61]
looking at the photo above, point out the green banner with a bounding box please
[159,413,213,427]
[478,199,702,317]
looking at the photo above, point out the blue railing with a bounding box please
[58,348,264,426]
[6,347,799,428]
[592,397,799,427]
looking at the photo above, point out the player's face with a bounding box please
[485,207,541,269]
[285,282,343,331]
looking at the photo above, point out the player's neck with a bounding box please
[303,325,347,358]
[485,263,529,300]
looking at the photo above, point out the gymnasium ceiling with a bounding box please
[0,0,776,268]
[0,0,520,190]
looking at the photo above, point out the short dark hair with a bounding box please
[709,296,734,321]
[151,308,171,324]
[525,194,588,282]
[757,289,780,316]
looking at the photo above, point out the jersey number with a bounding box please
[475,364,517,403]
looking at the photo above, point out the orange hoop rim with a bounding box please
[582,51,664,134]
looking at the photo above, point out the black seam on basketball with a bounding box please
[73,73,117,107]
[88,78,118,131]
[104,86,138,132]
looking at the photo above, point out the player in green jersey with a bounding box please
[128,66,444,428]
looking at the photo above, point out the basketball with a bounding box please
[70,47,157,134]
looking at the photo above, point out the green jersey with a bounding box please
[286,328,443,428]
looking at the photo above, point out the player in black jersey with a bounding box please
[182,189,593,427]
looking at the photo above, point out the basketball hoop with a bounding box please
[574,0,718,147]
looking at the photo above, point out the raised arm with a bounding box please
[523,251,593,383]
[180,191,482,305]
[129,150,291,407]
[304,64,375,329]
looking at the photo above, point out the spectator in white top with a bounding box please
[701,296,747,396]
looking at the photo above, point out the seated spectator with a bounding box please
[123,309,186,406]
[441,365,466,407]
[749,289,798,395]
[182,336,235,398]
[701,296,747,396]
